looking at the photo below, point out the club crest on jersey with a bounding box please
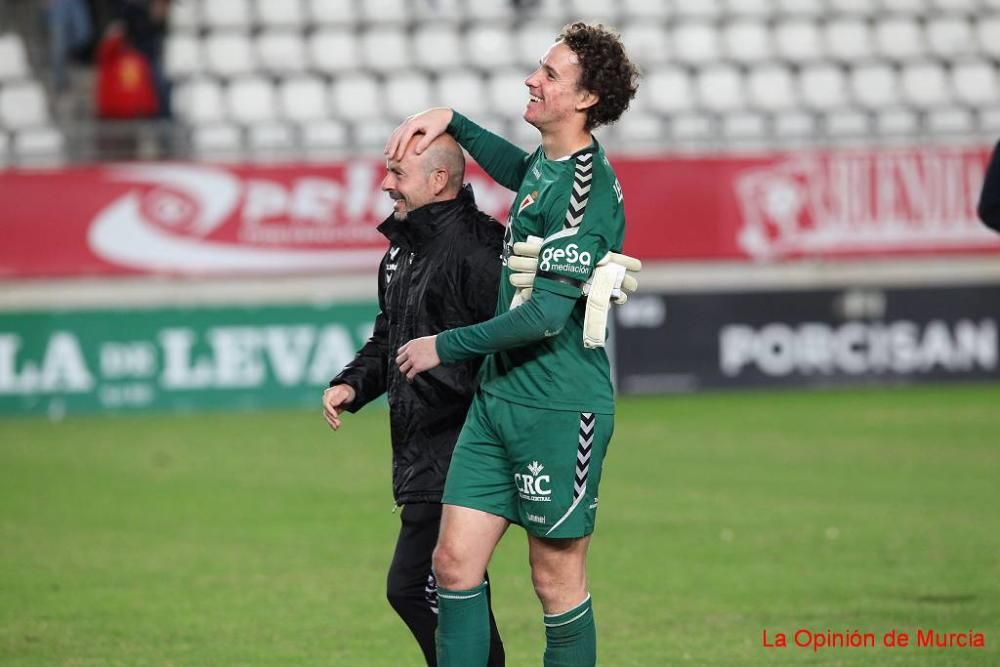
[517,191,539,215]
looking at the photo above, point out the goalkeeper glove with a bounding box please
[506,239,642,348]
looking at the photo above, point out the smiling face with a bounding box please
[523,41,597,132]
[380,143,437,221]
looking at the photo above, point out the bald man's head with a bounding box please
[381,132,467,220]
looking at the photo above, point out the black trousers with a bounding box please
[387,503,506,666]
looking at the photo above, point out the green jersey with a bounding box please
[445,112,626,414]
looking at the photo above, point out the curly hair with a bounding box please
[558,22,640,130]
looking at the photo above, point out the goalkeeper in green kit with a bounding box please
[388,22,640,667]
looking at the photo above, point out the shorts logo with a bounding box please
[538,243,592,274]
[527,513,547,524]
[515,460,552,502]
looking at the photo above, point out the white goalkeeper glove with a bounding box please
[582,251,642,349]
[506,239,641,348]
[508,235,544,310]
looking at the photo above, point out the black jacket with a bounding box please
[331,185,504,504]
[978,140,1000,233]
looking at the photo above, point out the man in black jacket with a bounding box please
[322,133,506,666]
[978,140,1000,233]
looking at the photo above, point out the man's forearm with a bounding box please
[448,111,531,192]
[436,287,576,364]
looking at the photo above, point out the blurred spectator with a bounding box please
[113,0,171,118]
[94,21,158,119]
[45,0,94,93]
[978,141,1000,233]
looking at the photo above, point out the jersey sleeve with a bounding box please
[533,152,622,299]
[448,111,532,192]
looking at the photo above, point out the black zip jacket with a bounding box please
[978,140,1000,233]
[331,185,504,504]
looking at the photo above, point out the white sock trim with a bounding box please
[543,594,592,627]
[438,580,488,601]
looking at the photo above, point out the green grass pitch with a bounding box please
[2,384,999,666]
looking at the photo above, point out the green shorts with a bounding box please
[443,390,614,538]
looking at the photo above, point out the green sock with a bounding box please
[436,580,490,667]
[544,594,596,667]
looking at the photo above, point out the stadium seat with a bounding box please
[488,69,530,119]
[301,120,349,151]
[192,123,243,156]
[358,0,412,24]
[464,0,514,22]
[645,66,696,114]
[164,32,202,80]
[725,0,771,16]
[980,108,1000,132]
[331,74,381,121]
[384,71,433,119]
[227,77,278,125]
[926,17,974,60]
[900,61,951,109]
[202,0,251,29]
[173,78,226,123]
[774,20,824,62]
[696,65,745,113]
[776,0,825,15]
[722,112,767,139]
[875,17,925,62]
[434,70,489,116]
[354,118,398,149]
[927,108,976,133]
[0,33,29,82]
[168,0,199,30]
[308,29,361,74]
[825,19,874,63]
[361,27,411,72]
[823,110,870,136]
[672,22,721,66]
[620,0,670,20]
[413,24,464,70]
[774,111,817,137]
[673,0,723,19]
[799,64,849,111]
[568,0,620,24]
[747,64,798,112]
[671,114,714,141]
[850,63,900,110]
[467,26,516,70]
[0,82,50,129]
[255,0,306,28]
[278,76,330,122]
[976,16,1000,60]
[256,31,308,74]
[307,0,358,25]
[517,23,564,68]
[932,0,977,10]
[881,0,926,12]
[615,112,663,144]
[952,61,1000,106]
[876,108,919,135]
[826,0,871,14]
[621,22,670,67]
[12,126,65,159]
[204,31,256,78]
[722,20,772,63]
[247,122,295,153]
[411,0,464,23]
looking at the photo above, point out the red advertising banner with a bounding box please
[1,145,997,278]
